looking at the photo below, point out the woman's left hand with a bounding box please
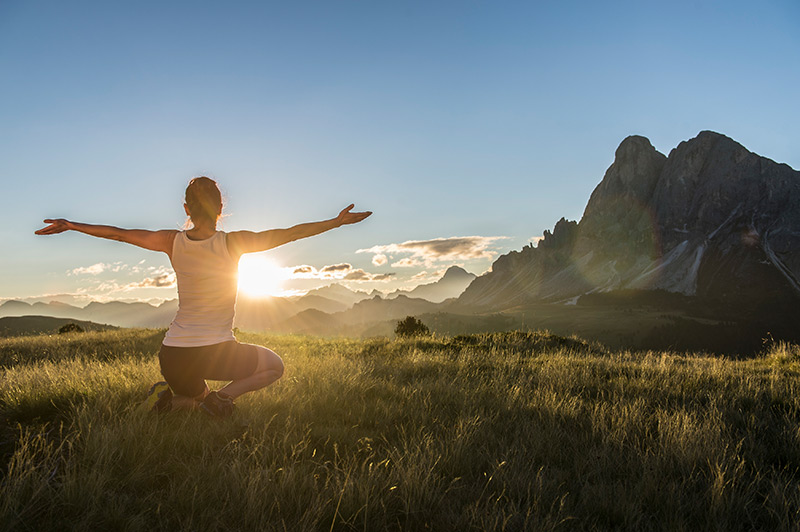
[35,219,73,235]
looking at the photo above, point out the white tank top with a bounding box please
[162,231,239,347]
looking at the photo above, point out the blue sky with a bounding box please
[2,1,798,303]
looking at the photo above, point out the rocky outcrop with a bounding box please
[459,131,800,313]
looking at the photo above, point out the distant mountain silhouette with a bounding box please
[274,294,447,336]
[0,281,413,333]
[0,315,117,336]
[292,294,349,314]
[340,294,442,325]
[0,299,177,328]
[299,284,375,307]
[387,266,476,303]
[0,300,86,321]
[459,131,800,323]
[277,308,342,335]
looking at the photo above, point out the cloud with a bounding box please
[391,258,424,268]
[86,267,177,292]
[127,266,176,289]
[292,265,315,276]
[133,271,177,288]
[70,261,132,276]
[286,263,394,282]
[70,263,108,275]
[358,236,508,266]
[320,263,352,273]
[343,270,395,282]
[411,269,445,281]
[372,254,388,266]
[289,264,351,280]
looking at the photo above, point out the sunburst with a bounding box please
[237,255,286,297]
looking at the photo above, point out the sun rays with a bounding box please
[237,255,287,298]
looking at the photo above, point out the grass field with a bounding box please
[1,329,800,531]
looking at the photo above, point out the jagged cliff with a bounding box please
[459,131,800,312]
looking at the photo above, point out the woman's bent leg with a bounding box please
[218,346,283,399]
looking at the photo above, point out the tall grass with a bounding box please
[1,329,799,531]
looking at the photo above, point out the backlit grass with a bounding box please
[1,329,799,531]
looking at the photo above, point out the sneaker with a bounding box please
[200,391,235,419]
[145,381,173,413]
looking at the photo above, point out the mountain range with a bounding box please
[0,266,473,332]
[6,131,798,352]
[0,315,117,337]
[386,266,476,303]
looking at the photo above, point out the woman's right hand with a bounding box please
[336,204,372,227]
[35,219,73,235]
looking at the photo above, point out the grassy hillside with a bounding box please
[0,316,117,337]
[1,329,799,531]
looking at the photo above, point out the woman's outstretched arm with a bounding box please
[35,219,176,255]
[227,204,371,257]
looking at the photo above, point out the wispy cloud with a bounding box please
[320,263,352,274]
[288,263,394,282]
[126,266,176,289]
[391,258,423,268]
[358,236,507,267]
[130,270,176,289]
[70,261,130,276]
[343,270,395,282]
[292,265,314,276]
[289,264,347,280]
[70,263,107,275]
[72,265,177,298]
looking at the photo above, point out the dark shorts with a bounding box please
[159,341,260,398]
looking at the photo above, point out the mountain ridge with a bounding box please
[8,131,797,349]
[387,266,476,303]
[458,131,800,317]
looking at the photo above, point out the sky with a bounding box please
[1,0,798,305]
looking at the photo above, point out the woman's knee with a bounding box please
[256,347,284,378]
[269,350,285,379]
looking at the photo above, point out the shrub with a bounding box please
[394,316,430,337]
[58,323,85,334]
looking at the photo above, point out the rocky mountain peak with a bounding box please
[441,265,471,280]
[387,265,476,303]
[666,130,745,163]
[538,218,578,251]
[459,131,800,312]
[575,134,666,259]
[614,134,658,162]
[605,135,666,193]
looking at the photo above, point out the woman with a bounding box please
[36,176,371,417]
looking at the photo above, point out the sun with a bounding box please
[237,255,286,297]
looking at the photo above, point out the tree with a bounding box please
[394,316,430,337]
